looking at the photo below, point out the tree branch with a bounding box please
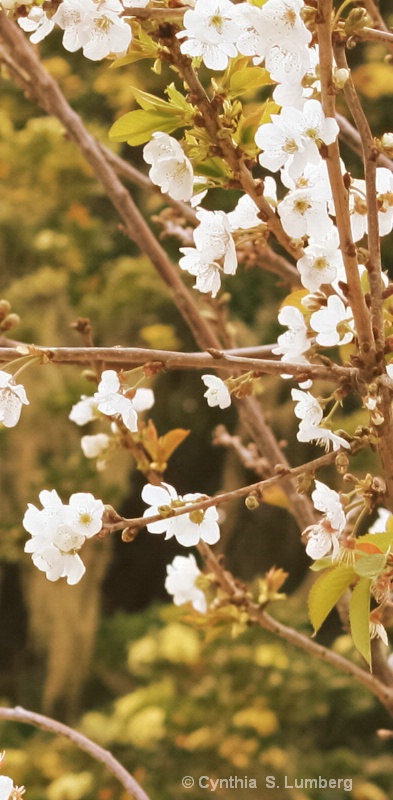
[334,43,384,357]
[317,0,376,365]
[0,706,151,800]
[0,344,355,382]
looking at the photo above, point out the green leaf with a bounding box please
[166,83,192,113]
[131,88,178,112]
[354,552,388,578]
[229,66,271,96]
[359,530,393,552]
[349,577,371,666]
[308,565,355,634]
[109,110,185,146]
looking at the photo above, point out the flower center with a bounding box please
[313,256,328,271]
[293,198,311,215]
[210,14,224,31]
[283,138,299,154]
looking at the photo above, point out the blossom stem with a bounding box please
[1,354,39,377]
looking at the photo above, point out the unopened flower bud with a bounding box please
[334,68,350,89]
[0,299,11,320]
[245,494,260,510]
[335,452,349,474]
[380,133,393,158]
[121,526,139,542]
[1,313,20,331]
[301,292,326,312]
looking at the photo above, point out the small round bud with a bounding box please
[245,494,260,510]
[0,299,11,320]
[334,68,350,89]
[1,312,20,331]
[380,133,393,158]
[335,452,349,474]
[121,527,139,542]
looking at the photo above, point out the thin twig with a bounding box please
[0,706,150,800]
[336,112,393,173]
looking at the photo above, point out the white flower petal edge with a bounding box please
[165,554,207,613]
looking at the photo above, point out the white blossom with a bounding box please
[304,480,346,560]
[18,7,55,43]
[23,490,105,584]
[202,375,231,408]
[296,228,344,292]
[278,187,333,238]
[177,0,241,71]
[179,208,237,297]
[143,133,194,202]
[81,432,111,460]
[52,0,132,61]
[142,482,220,546]
[0,370,29,428]
[93,370,138,432]
[165,554,207,613]
[310,295,354,347]
[291,389,350,451]
[273,306,310,360]
[0,776,14,800]
[179,249,223,297]
[69,395,99,426]
[227,179,277,231]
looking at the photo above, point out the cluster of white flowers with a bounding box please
[142,482,220,547]
[303,480,346,560]
[16,0,149,61]
[0,369,29,428]
[179,208,237,297]
[69,370,154,467]
[165,554,207,612]
[178,0,313,85]
[143,133,194,203]
[23,490,105,584]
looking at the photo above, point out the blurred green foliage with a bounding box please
[1,603,393,800]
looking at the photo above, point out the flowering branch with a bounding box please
[317,0,375,364]
[0,706,151,800]
[0,14,319,530]
[162,32,304,261]
[0,344,355,382]
[334,43,384,354]
[108,447,359,535]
